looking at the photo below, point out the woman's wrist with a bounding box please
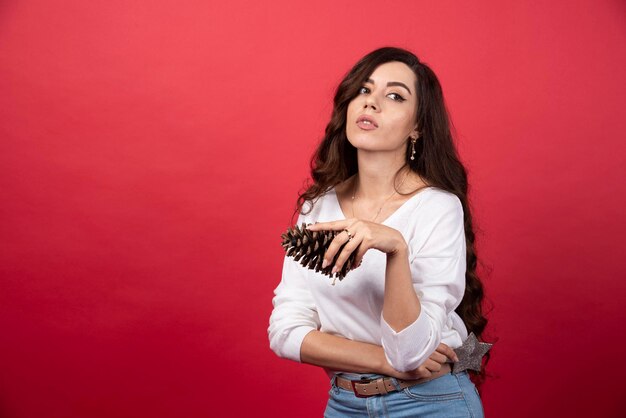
[387,238,408,258]
[374,347,395,376]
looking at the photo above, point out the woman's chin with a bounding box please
[347,134,381,148]
[348,138,399,153]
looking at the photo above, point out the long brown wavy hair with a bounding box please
[292,46,494,385]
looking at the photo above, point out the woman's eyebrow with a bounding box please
[365,78,412,95]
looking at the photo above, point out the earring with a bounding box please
[410,137,417,160]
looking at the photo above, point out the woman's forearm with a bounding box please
[300,330,388,374]
[299,329,436,380]
[383,244,421,332]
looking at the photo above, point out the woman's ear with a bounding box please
[412,124,420,139]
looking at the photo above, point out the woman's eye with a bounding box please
[358,86,370,94]
[388,92,405,102]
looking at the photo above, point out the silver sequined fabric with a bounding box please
[451,332,493,374]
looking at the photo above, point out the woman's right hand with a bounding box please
[382,342,459,380]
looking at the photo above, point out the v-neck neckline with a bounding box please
[330,185,434,225]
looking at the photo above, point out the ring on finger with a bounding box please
[343,229,353,241]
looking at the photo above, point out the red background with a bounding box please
[1,1,625,417]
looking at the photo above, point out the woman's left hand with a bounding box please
[306,218,408,274]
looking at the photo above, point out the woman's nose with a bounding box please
[364,99,378,111]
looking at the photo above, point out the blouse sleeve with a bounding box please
[379,193,466,372]
[268,213,321,363]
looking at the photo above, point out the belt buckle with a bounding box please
[350,378,374,398]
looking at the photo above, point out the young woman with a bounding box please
[268,46,490,417]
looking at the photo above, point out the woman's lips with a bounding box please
[356,115,378,130]
[356,120,378,130]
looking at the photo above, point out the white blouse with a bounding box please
[268,186,468,378]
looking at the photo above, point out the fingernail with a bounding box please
[322,259,328,268]
[454,356,460,362]
[331,266,337,274]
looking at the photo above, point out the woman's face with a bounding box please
[346,61,419,156]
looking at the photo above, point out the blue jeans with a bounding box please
[324,371,485,417]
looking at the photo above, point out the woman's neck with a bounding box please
[354,150,410,200]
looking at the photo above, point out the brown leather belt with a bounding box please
[334,363,452,398]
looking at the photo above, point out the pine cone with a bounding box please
[281,222,357,282]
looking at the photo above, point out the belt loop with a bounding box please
[330,374,339,394]
[389,377,403,392]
